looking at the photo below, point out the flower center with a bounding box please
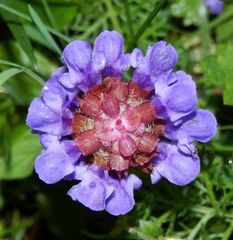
[72,77,164,176]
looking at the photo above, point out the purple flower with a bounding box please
[204,0,224,15]
[26,31,217,216]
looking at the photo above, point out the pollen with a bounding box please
[72,77,164,177]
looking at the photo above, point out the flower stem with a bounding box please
[126,0,168,52]
[123,0,134,37]
[187,209,214,240]
[219,125,233,130]
[202,173,217,207]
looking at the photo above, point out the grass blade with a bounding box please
[0,68,23,86]
[103,0,121,32]
[28,5,61,55]
[41,0,57,30]
[0,2,31,21]
[0,1,37,68]
[123,0,134,37]
[0,3,73,43]
[0,60,44,85]
[126,0,168,51]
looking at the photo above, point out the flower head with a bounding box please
[204,0,224,15]
[26,31,217,216]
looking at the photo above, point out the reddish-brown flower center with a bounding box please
[72,77,164,177]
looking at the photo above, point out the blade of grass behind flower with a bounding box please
[0,0,37,69]
[41,0,66,48]
[24,24,54,50]
[126,0,168,51]
[123,0,134,37]
[28,5,61,55]
[0,3,73,43]
[41,0,58,30]
[102,0,121,32]
[0,60,44,85]
[0,68,23,86]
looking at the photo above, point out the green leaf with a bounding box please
[0,124,42,180]
[138,219,162,237]
[223,81,233,106]
[0,1,73,43]
[0,59,44,85]
[216,18,233,42]
[28,4,61,54]
[0,0,37,67]
[170,0,205,26]
[0,1,31,21]
[126,0,168,51]
[45,3,77,32]
[0,190,4,209]
[209,5,233,30]
[24,24,55,50]
[202,43,233,106]
[0,68,23,86]
[42,0,58,30]
[0,62,43,105]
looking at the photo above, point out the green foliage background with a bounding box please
[0,0,233,239]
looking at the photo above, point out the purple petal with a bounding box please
[164,110,216,155]
[62,40,92,71]
[94,31,123,65]
[77,74,102,93]
[165,109,217,143]
[74,163,103,181]
[35,141,77,184]
[179,109,217,142]
[204,0,224,15]
[132,41,176,90]
[149,41,178,76]
[113,53,131,75]
[27,68,76,136]
[155,71,197,123]
[58,72,76,89]
[42,67,65,90]
[41,87,64,114]
[150,169,162,184]
[68,165,114,211]
[26,97,72,136]
[151,95,168,120]
[105,174,142,216]
[39,134,59,148]
[154,142,200,186]
[91,51,106,72]
[132,71,153,90]
[26,98,62,135]
[42,68,77,103]
[130,48,144,68]
[177,141,197,156]
[68,172,114,211]
[131,47,154,90]
[61,40,92,88]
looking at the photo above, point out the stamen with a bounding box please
[71,77,164,176]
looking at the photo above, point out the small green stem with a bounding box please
[187,210,214,240]
[219,125,233,130]
[103,0,121,32]
[126,0,168,52]
[42,0,58,30]
[208,6,233,30]
[205,143,233,153]
[222,220,233,240]
[0,3,73,43]
[123,0,134,37]
[202,173,217,207]
[199,8,211,57]
[0,60,44,85]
